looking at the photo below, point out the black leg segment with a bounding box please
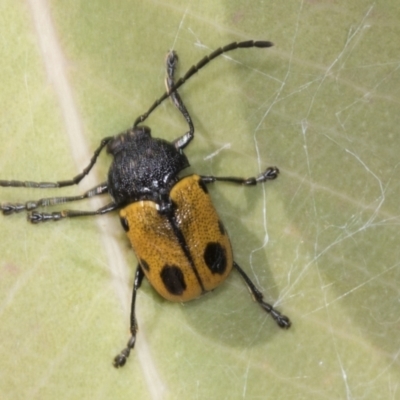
[165,50,195,150]
[201,166,279,186]
[233,262,291,329]
[1,182,109,215]
[28,201,119,223]
[113,265,145,368]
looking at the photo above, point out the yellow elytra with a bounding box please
[119,174,233,302]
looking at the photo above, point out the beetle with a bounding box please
[0,40,291,368]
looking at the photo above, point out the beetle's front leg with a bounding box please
[165,50,195,150]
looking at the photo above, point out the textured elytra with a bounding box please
[120,174,233,302]
[170,175,233,292]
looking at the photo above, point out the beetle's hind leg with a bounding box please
[165,50,195,150]
[113,265,144,368]
[233,262,291,329]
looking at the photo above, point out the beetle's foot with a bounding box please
[256,166,279,183]
[28,211,63,223]
[113,335,136,368]
[1,202,26,215]
[113,349,130,368]
[260,301,291,329]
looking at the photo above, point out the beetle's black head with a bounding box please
[107,126,190,206]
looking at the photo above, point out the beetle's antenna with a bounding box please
[133,40,273,127]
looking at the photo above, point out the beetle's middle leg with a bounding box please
[201,166,280,186]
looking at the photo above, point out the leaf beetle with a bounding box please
[0,40,291,368]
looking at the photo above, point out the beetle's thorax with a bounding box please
[106,126,189,207]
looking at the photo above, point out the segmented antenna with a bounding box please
[133,40,273,127]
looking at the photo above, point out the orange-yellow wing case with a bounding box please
[119,175,233,302]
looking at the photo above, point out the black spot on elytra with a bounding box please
[198,179,208,194]
[120,216,129,232]
[160,265,186,295]
[218,220,225,235]
[204,242,227,275]
[140,259,150,272]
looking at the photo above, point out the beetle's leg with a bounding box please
[113,265,144,368]
[0,136,113,189]
[27,201,118,223]
[233,262,291,328]
[165,50,195,150]
[201,166,279,185]
[1,182,109,215]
